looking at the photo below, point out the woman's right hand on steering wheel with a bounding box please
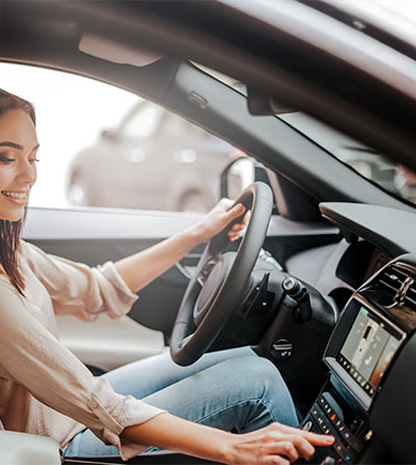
[226,422,335,465]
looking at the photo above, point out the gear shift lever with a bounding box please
[282,277,313,322]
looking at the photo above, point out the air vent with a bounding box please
[376,264,416,311]
[404,283,416,311]
[377,265,409,295]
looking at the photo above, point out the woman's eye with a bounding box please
[0,157,16,164]
[29,158,40,164]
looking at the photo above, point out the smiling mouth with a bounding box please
[1,190,29,202]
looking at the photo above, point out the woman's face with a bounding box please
[0,109,38,221]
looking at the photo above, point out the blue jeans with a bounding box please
[64,347,298,457]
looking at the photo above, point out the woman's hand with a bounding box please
[114,198,248,293]
[193,198,247,244]
[123,413,334,465]
[226,422,335,465]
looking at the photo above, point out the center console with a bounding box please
[301,259,416,464]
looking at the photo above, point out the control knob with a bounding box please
[282,277,312,322]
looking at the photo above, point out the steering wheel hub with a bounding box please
[194,252,236,326]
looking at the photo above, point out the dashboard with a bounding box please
[290,203,416,464]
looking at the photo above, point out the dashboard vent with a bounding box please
[404,283,416,311]
[376,264,416,311]
[377,266,408,294]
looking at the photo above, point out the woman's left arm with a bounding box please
[114,199,245,293]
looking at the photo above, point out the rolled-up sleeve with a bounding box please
[20,241,138,321]
[0,282,165,460]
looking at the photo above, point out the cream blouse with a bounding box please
[0,240,165,460]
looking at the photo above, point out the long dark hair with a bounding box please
[0,89,36,295]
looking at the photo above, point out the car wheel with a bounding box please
[67,173,97,206]
[178,192,211,213]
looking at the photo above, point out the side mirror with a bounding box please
[220,157,277,212]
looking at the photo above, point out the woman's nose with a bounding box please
[17,159,36,184]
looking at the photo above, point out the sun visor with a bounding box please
[79,32,162,67]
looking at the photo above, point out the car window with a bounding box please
[160,112,211,139]
[119,103,164,141]
[0,62,139,210]
[0,63,236,213]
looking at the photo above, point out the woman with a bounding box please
[0,89,333,464]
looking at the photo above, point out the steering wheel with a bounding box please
[170,182,274,366]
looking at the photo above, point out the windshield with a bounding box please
[279,113,416,206]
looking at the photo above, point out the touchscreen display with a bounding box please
[337,306,402,397]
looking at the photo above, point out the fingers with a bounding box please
[261,435,315,462]
[277,424,335,447]
[218,197,235,210]
[283,434,315,461]
[242,210,251,225]
[306,432,335,447]
[262,441,299,462]
[225,203,249,242]
[223,202,245,242]
[226,202,245,218]
[227,222,245,242]
[230,423,334,465]
[258,424,334,463]
[263,456,290,465]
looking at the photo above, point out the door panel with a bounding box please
[56,314,166,372]
[23,208,205,335]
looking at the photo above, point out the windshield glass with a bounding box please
[279,113,416,205]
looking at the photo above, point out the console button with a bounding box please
[322,424,331,435]
[311,405,336,437]
[329,412,338,423]
[340,429,362,452]
[333,440,355,463]
[321,457,336,465]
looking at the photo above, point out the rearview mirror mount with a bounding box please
[247,86,298,115]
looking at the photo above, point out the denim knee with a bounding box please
[227,355,298,428]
